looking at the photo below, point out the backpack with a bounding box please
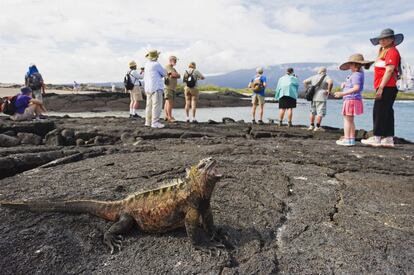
[164,77,170,86]
[27,72,43,90]
[124,71,135,90]
[1,95,18,115]
[305,74,326,101]
[184,70,196,88]
[252,76,264,93]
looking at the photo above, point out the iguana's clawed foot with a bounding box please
[211,228,235,250]
[193,243,223,257]
[104,233,123,254]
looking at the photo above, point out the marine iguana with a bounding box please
[0,157,232,253]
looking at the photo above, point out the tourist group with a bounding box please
[0,29,404,148]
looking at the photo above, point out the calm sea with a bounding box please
[49,99,414,142]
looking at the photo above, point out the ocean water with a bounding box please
[48,99,414,142]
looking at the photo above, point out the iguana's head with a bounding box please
[187,158,222,198]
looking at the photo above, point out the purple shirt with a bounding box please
[343,71,364,100]
[14,94,32,114]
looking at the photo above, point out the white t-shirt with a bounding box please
[129,69,144,87]
[144,61,166,93]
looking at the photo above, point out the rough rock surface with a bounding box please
[40,92,251,112]
[0,116,412,274]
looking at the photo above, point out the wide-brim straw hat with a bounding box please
[370,28,404,46]
[145,50,161,61]
[339,53,374,71]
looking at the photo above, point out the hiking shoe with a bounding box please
[314,127,325,132]
[192,120,198,124]
[361,136,381,147]
[336,139,354,146]
[186,119,190,123]
[258,120,264,125]
[381,137,395,148]
[287,122,292,127]
[278,121,283,126]
[131,114,141,119]
[307,125,314,131]
[252,120,256,124]
[151,122,165,129]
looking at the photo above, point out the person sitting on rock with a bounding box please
[11,86,47,121]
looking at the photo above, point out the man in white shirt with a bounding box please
[126,60,144,118]
[144,50,167,128]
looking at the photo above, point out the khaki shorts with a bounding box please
[252,93,265,105]
[184,87,199,99]
[164,88,176,100]
[310,101,327,117]
[129,86,143,101]
[12,105,36,121]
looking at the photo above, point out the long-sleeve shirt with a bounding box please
[144,61,167,93]
[275,74,299,100]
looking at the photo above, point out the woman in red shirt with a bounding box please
[362,29,403,148]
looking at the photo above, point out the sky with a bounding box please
[0,0,413,83]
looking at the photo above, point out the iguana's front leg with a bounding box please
[185,207,202,245]
[202,207,234,250]
[103,213,135,254]
[202,207,216,237]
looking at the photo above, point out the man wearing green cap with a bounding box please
[143,50,167,128]
[164,56,181,122]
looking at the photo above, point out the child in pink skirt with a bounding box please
[335,54,374,146]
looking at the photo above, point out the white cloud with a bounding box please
[273,6,318,33]
[0,0,413,83]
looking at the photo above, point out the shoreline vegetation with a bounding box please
[1,83,414,100]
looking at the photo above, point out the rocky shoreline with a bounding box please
[0,116,413,274]
[24,91,251,112]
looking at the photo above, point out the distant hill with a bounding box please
[204,63,374,91]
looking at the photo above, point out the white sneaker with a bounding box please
[336,139,354,146]
[381,137,395,148]
[151,122,165,129]
[307,125,314,131]
[361,136,381,147]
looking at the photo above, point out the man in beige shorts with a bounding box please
[164,56,181,122]
[183,62,205,123]
[126,60,144,118]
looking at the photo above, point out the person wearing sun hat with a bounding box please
[361,28,403,148]
[334,54,374,146]
[143,50,167,128]
[126,60,144,119]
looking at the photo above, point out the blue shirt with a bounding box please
[275,74,299,100]
[343,71,364,100]
[250,75,267,96]
[14,94,32,114]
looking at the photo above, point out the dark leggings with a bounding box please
[373,86,398,137]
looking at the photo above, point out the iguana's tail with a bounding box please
[0,199,124,222]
